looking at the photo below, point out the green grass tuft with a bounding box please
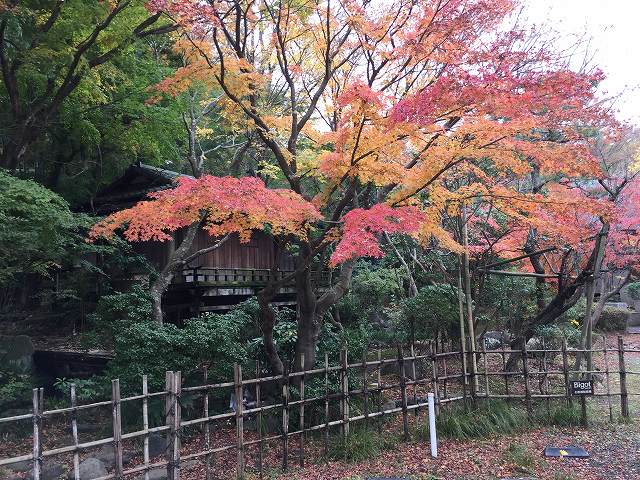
[327,427,398,462]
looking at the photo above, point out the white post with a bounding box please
[428,392,438,458]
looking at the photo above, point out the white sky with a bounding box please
[524,0,640,125]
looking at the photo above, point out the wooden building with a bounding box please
[91,163,322,321]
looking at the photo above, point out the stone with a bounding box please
[77,458,107,480]
[25,461,65,480]
[382,400,397,412]
[91,445,135,468]
[136,461,198,480]
[148,433,167,458]
[0,335,35,372]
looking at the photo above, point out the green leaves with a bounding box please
[0,170,80,286]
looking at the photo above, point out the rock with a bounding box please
[144,467,167,480]
[91,445,135,468]
[484,331,510,350]
[148,433,167,458]
[25,461,65,480]
[0,335,34,372]
[382,400,397,412]
[77,458,107,480]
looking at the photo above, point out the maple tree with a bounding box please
[90,175,321,323]
[90,0,619,374]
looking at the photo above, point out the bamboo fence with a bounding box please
[1,336,638,479]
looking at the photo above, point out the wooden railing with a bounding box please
[174,267,331,287]
[1,337,638,479]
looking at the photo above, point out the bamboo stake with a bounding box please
[501,347,509,396]
[299,354,305,468]
[430,343,439,415]
[603,337,613,422]
[410,343,417,418]
[541,338,550,416]
[481,342,489,398]
[202,369,211,480]
[32,388,42,480]
[362,350,369,429]
[618,336,629,418]
[112,379,123,479]
[340,350,349,437]
[377,349,383,434]
[323,353,329,458]
[442,350,449,400]
[142,375,150,480]
[234,365,244,478]
[174,372,182,480]
[282,365,290,472]
[165,372,176,480]
[522,343,531,418]
[561,341,572,407]
[255,362,264,478]
[70,384,80,480]
[398,345,409,440]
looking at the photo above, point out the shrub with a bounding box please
[533,322,581,348]
[400,284,460,342]
[107,301,255,393]
[81,285,153,348]
[628,282,640,300]
[597,306,628,332]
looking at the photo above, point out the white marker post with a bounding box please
[428,392,438,458]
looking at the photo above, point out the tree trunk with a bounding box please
[257,283,284,375]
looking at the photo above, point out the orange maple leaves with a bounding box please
[89,176,322,243]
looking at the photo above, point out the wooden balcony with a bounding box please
[171,267,331,288]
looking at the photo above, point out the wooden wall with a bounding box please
[132,230,294,272]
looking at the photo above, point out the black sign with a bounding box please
[570,380,594,396]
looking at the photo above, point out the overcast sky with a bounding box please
[524,0,639,125]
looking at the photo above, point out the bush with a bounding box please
[597,306,628,332]
[107,301,255,393]
[81,285,153,347]
[400,284,460,342]
[628,282,640,300]
[534,322,581,348]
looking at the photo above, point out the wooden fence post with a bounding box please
[410,344,417,417]
[299,354,305,468]
[255,362,264,478]
[522,342,531,418]
[323,353,330,458]
[340,349,349,437]
[398,345,409,440]
[32,388,42,480]
[603,337,614,422]
[376,349,383,434]
[561,341,572,407]
[430,343,439,415]
[112,379,123,479]
[70,384,80,480]
[282,365,290,472]
[166,371,176,480]
[618,336,629,418]
[362,350,369,429]
[142,375,150,480]
[202,369,211,480]
[234,364,244,478]
[481,341,489,399]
